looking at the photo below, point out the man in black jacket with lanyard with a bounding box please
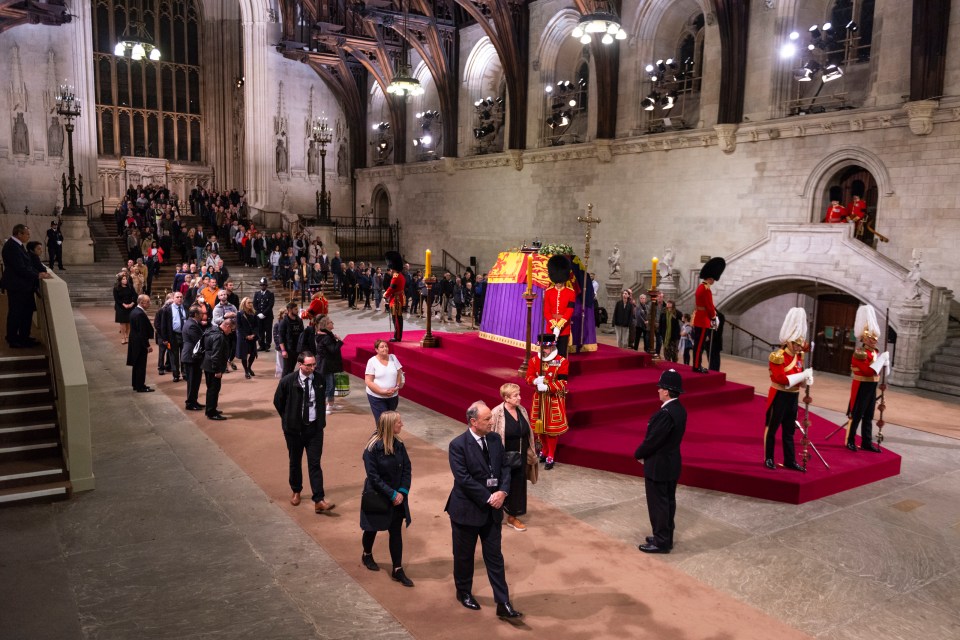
[445,401,522,621]
[273,351,335,513]
[635,369,687,554]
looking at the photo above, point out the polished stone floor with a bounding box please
[2,300,959,639]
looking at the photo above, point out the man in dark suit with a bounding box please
[127,294,155,392]
[445,401,522,620]
[253,277,275,351]
[344,261,358,308]
[159,291,186,381]
[278,302,304,377]
[273,351,335,513]
[635,369,688,554]
[180,305,206,411]
[46,221,64,270]
[2,224,51,348]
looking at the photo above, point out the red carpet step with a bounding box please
[342,331,901,504]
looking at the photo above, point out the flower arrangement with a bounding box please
[537,243,574,256]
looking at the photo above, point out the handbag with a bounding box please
[334,372,350,397]
[503,450,523,470]
[361,489,392,514]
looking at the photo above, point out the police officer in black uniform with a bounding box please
[253,277,275,351]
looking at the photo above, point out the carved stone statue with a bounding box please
[661,247,675,278]
[336,144,348,177]
[607,243,622,278]
[307,139,319,175]
[12,113,30,156]
[275,136,288,173]
[905,249,923,300]
[47,116,63,157]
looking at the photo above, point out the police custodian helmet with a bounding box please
[657,369,684,394]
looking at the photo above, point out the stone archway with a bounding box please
[371,184,390,225]
[802,146,894,223]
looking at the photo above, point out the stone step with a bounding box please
[919,369,960,387]
[931,353,960,367]
[0,388,53,408]
[0,370,49,391]
[0,480,70,506]
[0,455,66,491]
[0,354,47,374]
[925,361,960,377]
[0,422,59,447]
[940,346,960,358]
[916,379,960,398]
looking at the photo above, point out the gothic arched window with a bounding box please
[92,0,203,160]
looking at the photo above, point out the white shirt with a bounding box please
[365,354,402,398]
[299,372,317,422]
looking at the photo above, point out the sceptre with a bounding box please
[576,204,601,349]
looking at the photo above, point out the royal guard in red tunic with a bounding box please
[526,333,569,470]
[846,304,889,453]
[543,255,576,358]
[306,291,329,318]
[383,251,406,342]
[764,308,813,471]
[691,257,725,373]
[848,195,867,222]
[824,200,848,223]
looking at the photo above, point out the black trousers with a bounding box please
[47,244,63,269]
[451,515,509,603]
[5,289,35,344]
[130,350,147,390]
[204,371,222,416]
[765,391,798,463]
[282,350,298,377]
[168,336,182,379]
[645,477,677,548]
[692,327,710,369]
[362,506,405,569]
[347,287,357,308]
[557,334,569,358]
[184,361,203,406]
[157,340,170,373]
[848,381,878,445]
[284,424,325,503]
[257,316,272,350]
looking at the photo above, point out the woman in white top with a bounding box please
[365,339,404,426]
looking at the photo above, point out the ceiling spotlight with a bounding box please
[645,64,655,73]
[580,34,591,45]
[808,25,821,39]
[803,60,822,73]
[793,68,812,82]
[780,43,797,59]
[789,31,800,40]
[822,64,844,82]
[568,99,577,107]
[641,96,656,111]
[846,20,858,32]
[821,22,832,31]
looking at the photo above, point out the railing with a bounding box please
[727,319,777,360]
[82,197,106,225]
[34,271,95,492]
[334,221,401,262]
[441,249,469,278]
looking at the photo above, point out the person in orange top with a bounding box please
[543,255,576,358]
[525,333,569,470]
[764,308,813,471]
[383,251,406,343]
[691,257,725,373]
[846,305,889,453]
[824,199,848,223]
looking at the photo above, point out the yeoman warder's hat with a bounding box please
[537,333,557,347]
[384,251,404,272]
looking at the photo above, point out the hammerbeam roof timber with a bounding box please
[0,0,71,33]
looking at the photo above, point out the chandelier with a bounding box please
[386,0,423,97]
[114,0,161,61]
[571,2,627,45]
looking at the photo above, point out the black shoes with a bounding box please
[457,591,481,610]
[185,403,204,411]
[764,459,776,470]
[362,553,380,572]
[391,567,414,587]
[135,386,155,393]
[783,461,805,472]
[496,602,523,619]
[861,442,882,453]
[245,372,252,379]
[638,543,670,554]
[846,442,858,452]
[644,536,673,551]
[544,460,555,470]
[389,338,400,342]
[229,362,238,371]
[207,414,227,421]
[692,367,709,374]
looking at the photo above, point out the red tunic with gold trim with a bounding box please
[382,272,405,317]
[543,285,576,337]
[766,348,804,411]
[691,282,715,329]
[525,353,569,436]
[848,199,867,221]
[847,346,879,414]
[824,203,848,223]
[307,293,328,317]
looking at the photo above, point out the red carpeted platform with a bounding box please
[342,331,901,504]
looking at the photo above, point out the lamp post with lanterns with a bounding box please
[312,114,333,223]
[56,83,85,216]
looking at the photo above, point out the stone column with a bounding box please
[888,298,924,387]
[601,274,622,334]
[242,19,276,214]
[60,216,94,264]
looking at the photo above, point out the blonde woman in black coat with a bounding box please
[360,410,414,587]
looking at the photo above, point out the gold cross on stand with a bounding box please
[575,204,602,352]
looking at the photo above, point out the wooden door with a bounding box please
[814,295,860,374]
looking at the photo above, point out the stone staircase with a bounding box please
[917,317,960,397]
[91,212,124,263]
[0,353,70,506]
